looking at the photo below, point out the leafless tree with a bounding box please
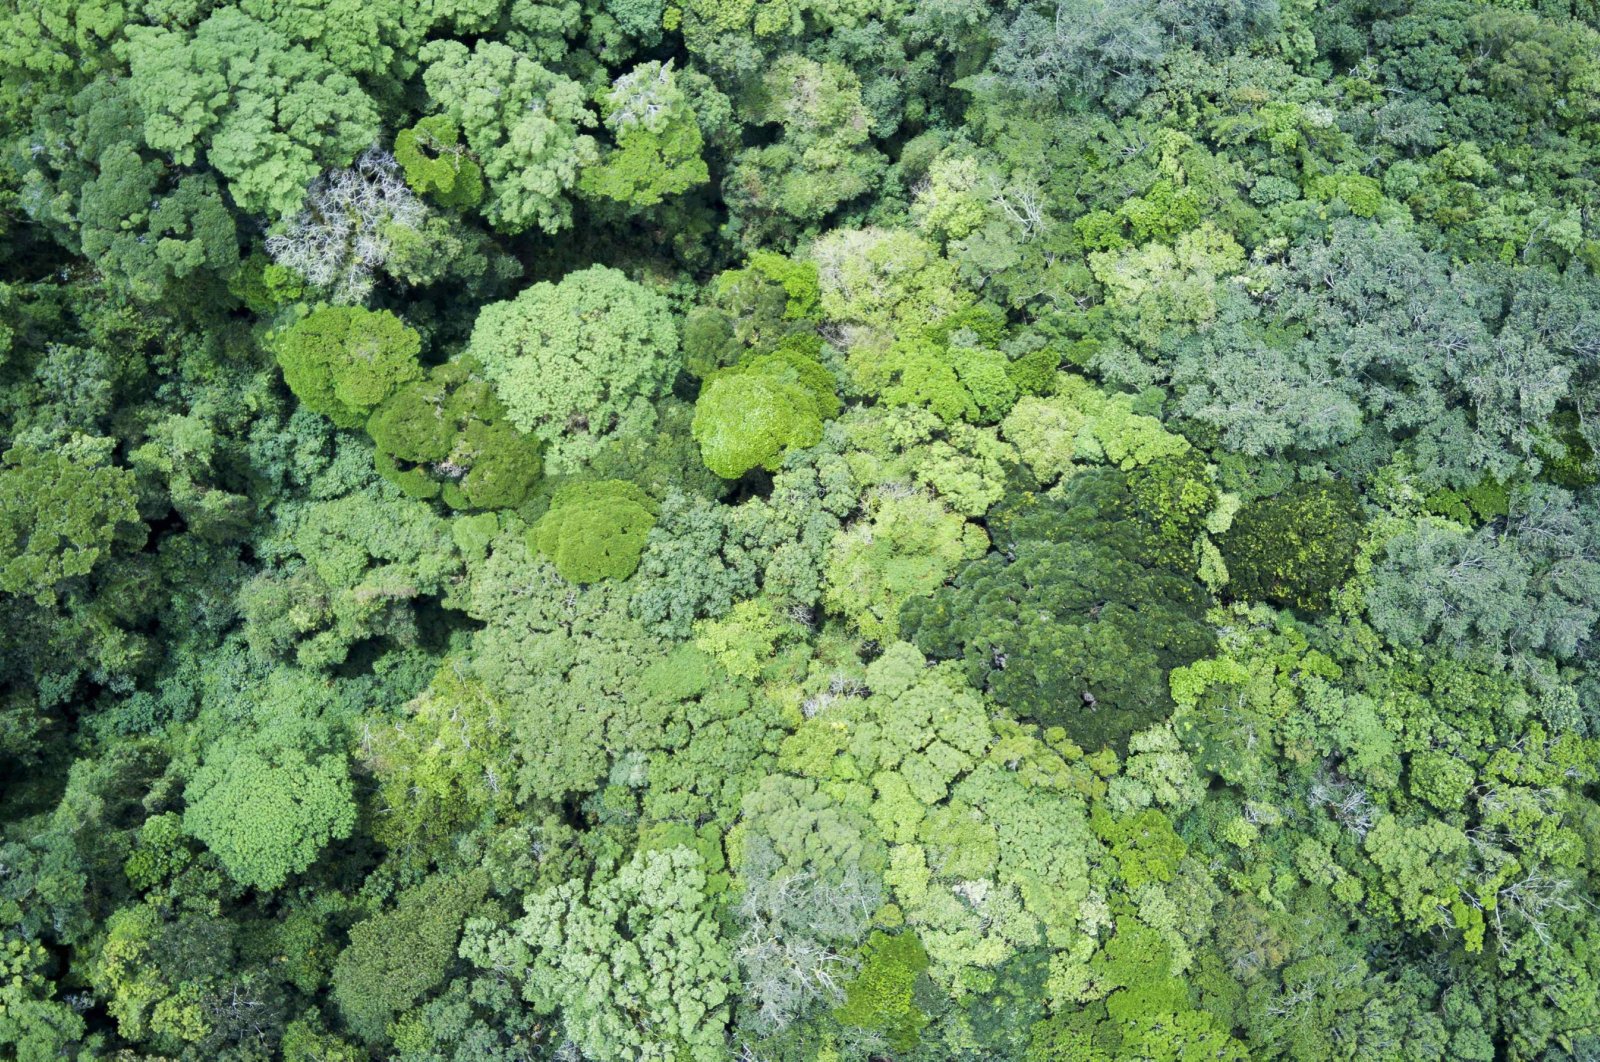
[734,839,881,1032]
[267,148,426,305]
[1306,767,1377,837]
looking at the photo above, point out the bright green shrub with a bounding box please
[394,115,483,209]
[1091,806,1187,890]
[363,665,515,856]
[530,480,659,582]
[275,307,423,429]
[875,338,1018,425]
[692,349,839,479]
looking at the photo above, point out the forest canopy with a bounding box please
[3,0,1600,1060]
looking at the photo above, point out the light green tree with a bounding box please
[242,481,464,669]
[468,265,680,465]
[1364,816,1472,935]
[123,8,379,216]
[692,349,839,479]
[420,39,597,233]
[182,732,356,891]
[236,0,427,83]
[0,436,142,606]
[1088,223,1246,347]
[874,338,1019,426]
[810,227,972,358]
[464,846,735,1062]
[823,489,988,642]
[530,480,660,583]
[581,61,709,208]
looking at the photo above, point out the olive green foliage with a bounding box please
[1534,410,1597,489]
[275,307,423,429]
[835,931,930,1051]
[531,480,659,582]
[366,358,542,510]
[468,265,680,465]
[1220,481,1364,612]
[0,438,141,605]
[1127,450,1221,573]
[692,348,839,479]
[332,870,488,1042]
[394,115,484,209]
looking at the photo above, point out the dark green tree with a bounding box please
[904,469,1215,751]
[332,871,489,1043]
[366,358,542,510]
[1219,481,1364,612]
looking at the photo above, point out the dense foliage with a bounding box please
[3,0,1600,1059]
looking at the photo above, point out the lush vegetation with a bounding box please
[3,0,1600,1059]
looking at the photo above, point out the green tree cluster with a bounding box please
[6,0,1600,1059]
[367,358,542,510]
